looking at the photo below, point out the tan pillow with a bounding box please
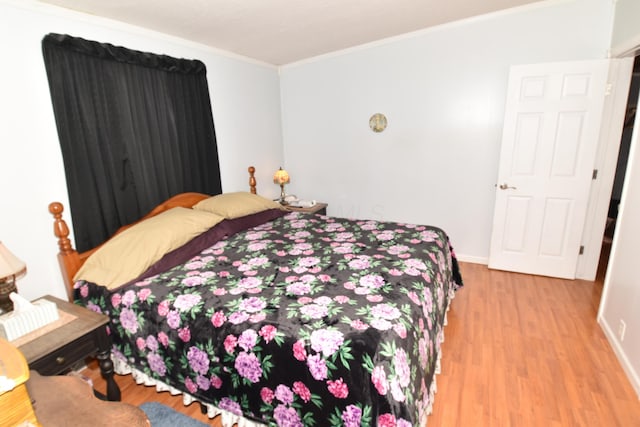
[193,191,284,219]
[74,207,224,289]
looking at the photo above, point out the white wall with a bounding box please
[610,0,640,56]
[279,0,613,263]
[0,0,284,301]
[598,0,640,398]
[599,102,640,398]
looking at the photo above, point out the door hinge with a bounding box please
[592,169,598,180]
[579,245,584,255]
[605,83,613,96]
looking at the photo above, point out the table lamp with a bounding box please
[273,167,291,205]
[0,242,26,313]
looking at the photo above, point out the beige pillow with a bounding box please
[193,191,284,219]
[74,207,224,289]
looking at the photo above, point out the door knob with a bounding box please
[498,183,517,190]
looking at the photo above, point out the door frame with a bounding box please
[575,58,634,280]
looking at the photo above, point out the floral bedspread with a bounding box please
[75,211,462,426]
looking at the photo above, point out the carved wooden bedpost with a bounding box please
[48,202,81,301]
[248,166,257,194]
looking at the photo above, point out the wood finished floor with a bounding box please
[82,260,640,426]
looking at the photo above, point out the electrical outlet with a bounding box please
[618,319,626,342]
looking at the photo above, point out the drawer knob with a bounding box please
[56,356,65,365]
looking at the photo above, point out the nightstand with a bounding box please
[15,295,120,401]
[286,202,328,215]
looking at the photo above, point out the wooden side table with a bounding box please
[15,295,121,401]
[286,202,328,215]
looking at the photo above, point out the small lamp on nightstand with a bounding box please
[273,167,291,205]
[0,242,26,313]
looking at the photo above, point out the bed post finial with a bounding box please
[48,201,80,301]
[49,202,73,254]
[248,166,257,194]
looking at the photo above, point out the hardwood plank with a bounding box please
[430,262,640,427]
[81,262,640,426]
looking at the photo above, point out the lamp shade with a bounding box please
[0,242,26,280]
[273,167,290,185]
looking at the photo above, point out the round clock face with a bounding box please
[369,113,387,133]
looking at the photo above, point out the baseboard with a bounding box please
[598,315,640,400]
[455,254,488,265]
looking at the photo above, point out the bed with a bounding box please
[49,167,463,427]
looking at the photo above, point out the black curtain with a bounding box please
[42,33,222,252]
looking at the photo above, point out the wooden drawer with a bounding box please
[0,338,40,426]
[29,333,98,375]
[0,383,40,427]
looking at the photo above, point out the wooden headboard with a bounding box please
[50,166,258,300]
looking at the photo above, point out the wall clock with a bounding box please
[369,113,387,133]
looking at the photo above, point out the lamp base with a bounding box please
[0,278,17,313]
[278,184,289,205]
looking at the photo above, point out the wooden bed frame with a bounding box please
[49,166,258,300]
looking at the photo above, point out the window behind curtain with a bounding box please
[42,33,222,252]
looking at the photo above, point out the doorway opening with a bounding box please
[596,56,640,282]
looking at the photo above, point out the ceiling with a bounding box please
[38,0,548,65]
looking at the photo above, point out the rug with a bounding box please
[139,402,210,427]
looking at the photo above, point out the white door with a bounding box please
[488,60,609,279]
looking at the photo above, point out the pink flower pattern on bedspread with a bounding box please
[76,211,462,426]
